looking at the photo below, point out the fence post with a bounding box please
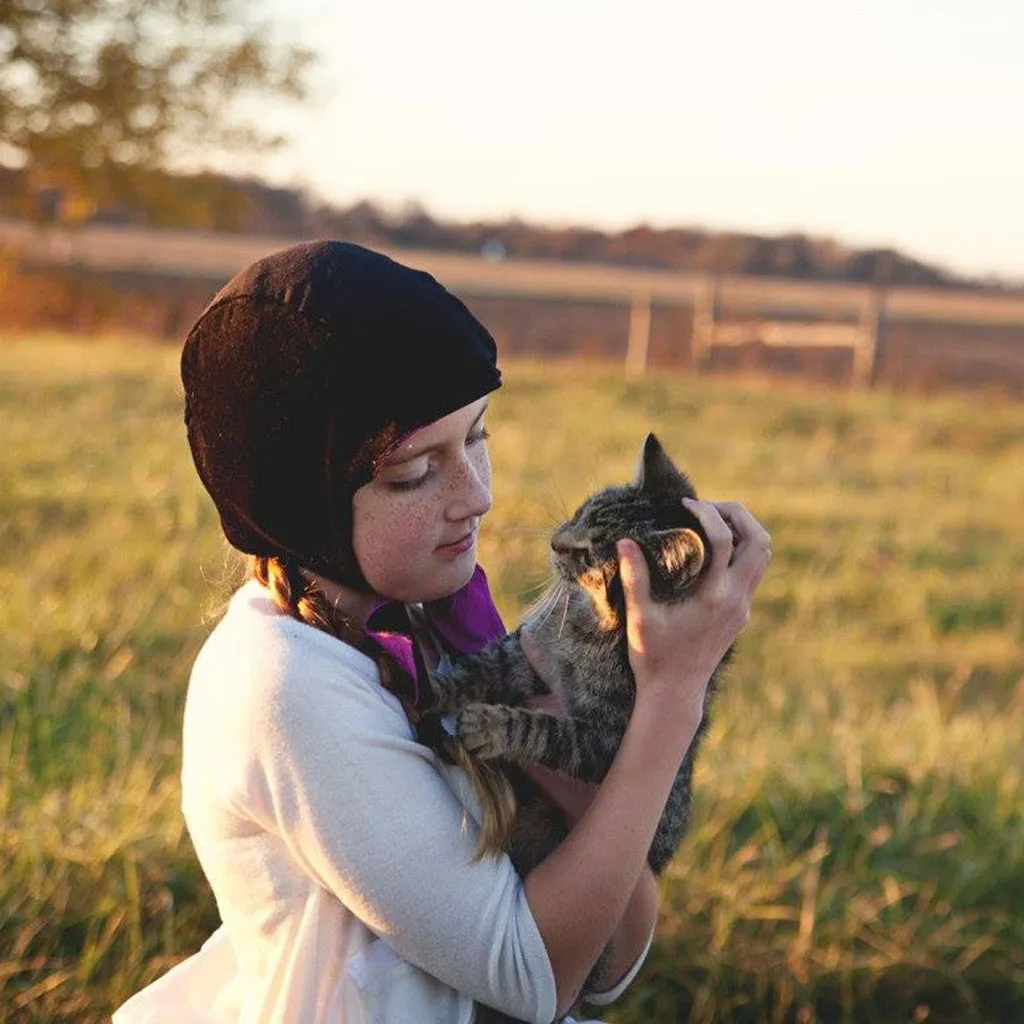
[625,292,652,375]
[853,287,886,387]
[692,276,717,370]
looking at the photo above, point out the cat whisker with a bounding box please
[534,583,566,629]
[524,582,556,615]
[519,576,557,600]
[536,583,563,619]
[490,526,555,535]
[523,589,553,625]
[523,594,550,617]
[548,483,571,522]
[556,590,571,640]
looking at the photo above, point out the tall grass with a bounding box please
[2,338,1022,1022]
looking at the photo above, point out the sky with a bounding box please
[230,0,1023,282]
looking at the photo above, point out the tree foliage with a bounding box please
[0,0,312,221]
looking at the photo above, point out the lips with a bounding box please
[437,528,476,555]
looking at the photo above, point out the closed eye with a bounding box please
[385,427,489,492]
[386,469,431,492]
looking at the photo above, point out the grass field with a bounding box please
[2,337,1022,1023]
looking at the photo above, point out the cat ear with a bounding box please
[634,433,694,498]
[646,527,705,584]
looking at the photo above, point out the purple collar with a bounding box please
[364,564,505,707]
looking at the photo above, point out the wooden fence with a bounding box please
[3,219,1024,392]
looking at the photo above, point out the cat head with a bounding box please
[550,434,709,633]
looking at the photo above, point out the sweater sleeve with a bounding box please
[242,620,558,1023]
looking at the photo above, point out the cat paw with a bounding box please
[456,703,510,761]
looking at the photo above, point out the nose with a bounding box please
[446,450,492,522]
[550,526,592,559]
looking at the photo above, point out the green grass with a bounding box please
[2,337,1023,1022]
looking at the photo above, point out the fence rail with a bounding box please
[3,219,1024,389]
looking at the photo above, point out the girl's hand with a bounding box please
[618,499,770,723]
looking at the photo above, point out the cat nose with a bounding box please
[551,527,591,558]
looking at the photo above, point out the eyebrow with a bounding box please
[380,403,489,468]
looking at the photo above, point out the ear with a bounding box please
[634,433,694,498]
[645,527,705,585]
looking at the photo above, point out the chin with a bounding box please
[423,553,477,602]
[382,554,476,605]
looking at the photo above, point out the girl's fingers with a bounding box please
[681,499,734,580]
[712,502,772,583]
[616,538,650,654]
[730,532,772,589]
[713,501,771,551]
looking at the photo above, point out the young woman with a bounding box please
[114,241,770,1024]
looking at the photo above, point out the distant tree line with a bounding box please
[0,168,1014,292]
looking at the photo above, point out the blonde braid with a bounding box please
[250,555,517,858]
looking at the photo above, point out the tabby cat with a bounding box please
[426,434,731,1023]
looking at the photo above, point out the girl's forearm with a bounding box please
[523,695,700,1015]
[586,866,658,998]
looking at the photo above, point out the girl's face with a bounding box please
[351,397,492,603]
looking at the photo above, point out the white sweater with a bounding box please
[115,581,559,1024]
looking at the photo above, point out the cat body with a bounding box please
[425,434,730,1022]
[429,432,725,874]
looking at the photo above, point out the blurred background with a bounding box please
[1,1,1022,1021]
[3,0,1024,392]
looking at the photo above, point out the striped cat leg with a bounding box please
[457,705,618,782]
[426,634,542,712]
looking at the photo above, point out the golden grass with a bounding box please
[1,338,1022,1022]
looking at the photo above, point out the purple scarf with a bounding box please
[364,564,505,707]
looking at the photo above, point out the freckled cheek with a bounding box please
[390,504,437,557]
[352,499,438,587]
[474,449,493,500]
